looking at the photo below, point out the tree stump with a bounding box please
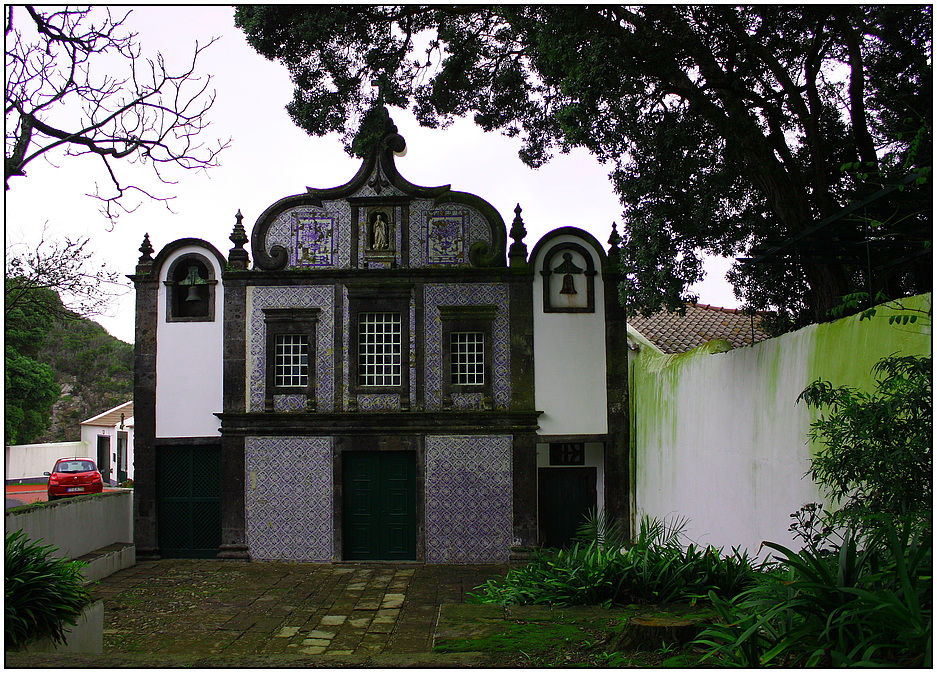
[609,612,715,652]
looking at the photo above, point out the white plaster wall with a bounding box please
[533,234,608,435]
[155,246,224,438]
[633,335,821,557]
[631,294,932,558]
[5,442,88,480]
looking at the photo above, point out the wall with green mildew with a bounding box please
[628,294,930,556]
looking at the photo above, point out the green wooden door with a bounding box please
[538,467,597,548]
[343,451,416,560]
[157,444,222,558]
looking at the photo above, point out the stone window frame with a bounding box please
[163,253,218,322]
[262,308,321,412]
[347,284,412,406]
[539,242,597,313]
[438,304,498,409]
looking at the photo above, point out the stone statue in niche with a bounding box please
[371,212,390,250]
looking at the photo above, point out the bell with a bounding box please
[560,273,577,295]
[181,265,204,301]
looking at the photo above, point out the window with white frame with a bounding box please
[274,334,309,388]
[358,312,402,386]
[450,332,485,385]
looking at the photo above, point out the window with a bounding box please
[274,334,309,388]
[346,283,412,407]
[450,332,485,385]
[550,443,586,466]
[262,308,320,411]
[438,304,498,409]
[358,312,402,387]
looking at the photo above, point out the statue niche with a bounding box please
[365,210,394,260]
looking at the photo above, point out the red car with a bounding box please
[45,458,104,501]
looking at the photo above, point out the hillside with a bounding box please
[35,314,133,443]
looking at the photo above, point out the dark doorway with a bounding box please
[156,444,221,558]
[96,436,111,483]
[116,432,128,483]
[538,467,597,548]
[343,451,417,560]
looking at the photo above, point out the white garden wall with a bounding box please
[5,441,89,482]
[629,294,931,557]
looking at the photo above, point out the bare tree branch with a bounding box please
[4,6,230,222]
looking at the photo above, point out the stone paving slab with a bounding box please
[76,558,508,661]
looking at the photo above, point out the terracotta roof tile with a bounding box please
[629,303,770,354]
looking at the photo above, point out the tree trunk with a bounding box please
[609,613,715,652]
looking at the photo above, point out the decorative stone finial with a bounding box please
[607,222,622,269]
[228,209,250,270]
[508,204,528,268]
[138,233,154,262]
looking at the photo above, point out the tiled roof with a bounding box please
[628,303,770,354]
[81,401,133,427]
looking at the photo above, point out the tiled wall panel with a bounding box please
[245,436,333,561]
[248,285,335,412]
[424,435,513,563]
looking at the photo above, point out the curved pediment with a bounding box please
[250,106,507,271]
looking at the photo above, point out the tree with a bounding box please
[5,286,60,445]
[5,227,127,320]
[5,6,230,221]
[234,5,931,325]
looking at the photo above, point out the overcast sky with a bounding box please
[6,5,737,344]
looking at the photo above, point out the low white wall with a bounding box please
[5,441,89,481]
[5,491,133,560]
[21,600,104,654]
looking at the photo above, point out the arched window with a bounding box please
[164,254,216,322]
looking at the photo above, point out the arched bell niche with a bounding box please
[164,253,217,322]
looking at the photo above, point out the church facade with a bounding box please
[131,108,628,562]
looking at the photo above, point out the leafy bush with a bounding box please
[797,354,931,533]
[470,515,761,607]
[5,530,90,651]
[696,524,932,667]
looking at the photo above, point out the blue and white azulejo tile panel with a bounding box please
[424,435,513,563]
[245,436,333,561]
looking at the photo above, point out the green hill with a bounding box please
[36,315,133,442]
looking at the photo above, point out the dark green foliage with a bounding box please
[235,5,932,325]
[5,284,60,445]
[696,526,932,667]
[470,516,760,607]
[5,530,91,651]
[4,283,132,444]
[797,354,932,530]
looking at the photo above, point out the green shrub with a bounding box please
[696,524,932,667]
[470,515,761,607]
[5,530,90,651]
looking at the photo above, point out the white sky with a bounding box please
[5,5,737,344]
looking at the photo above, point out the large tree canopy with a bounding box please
[235,5,931,325]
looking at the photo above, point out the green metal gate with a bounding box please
[343,451,416,561]
[157,444,221,558]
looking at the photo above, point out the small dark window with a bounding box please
[549,443,585,466]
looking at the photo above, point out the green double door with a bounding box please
[343,451,417,560]
[156,444,222,558]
